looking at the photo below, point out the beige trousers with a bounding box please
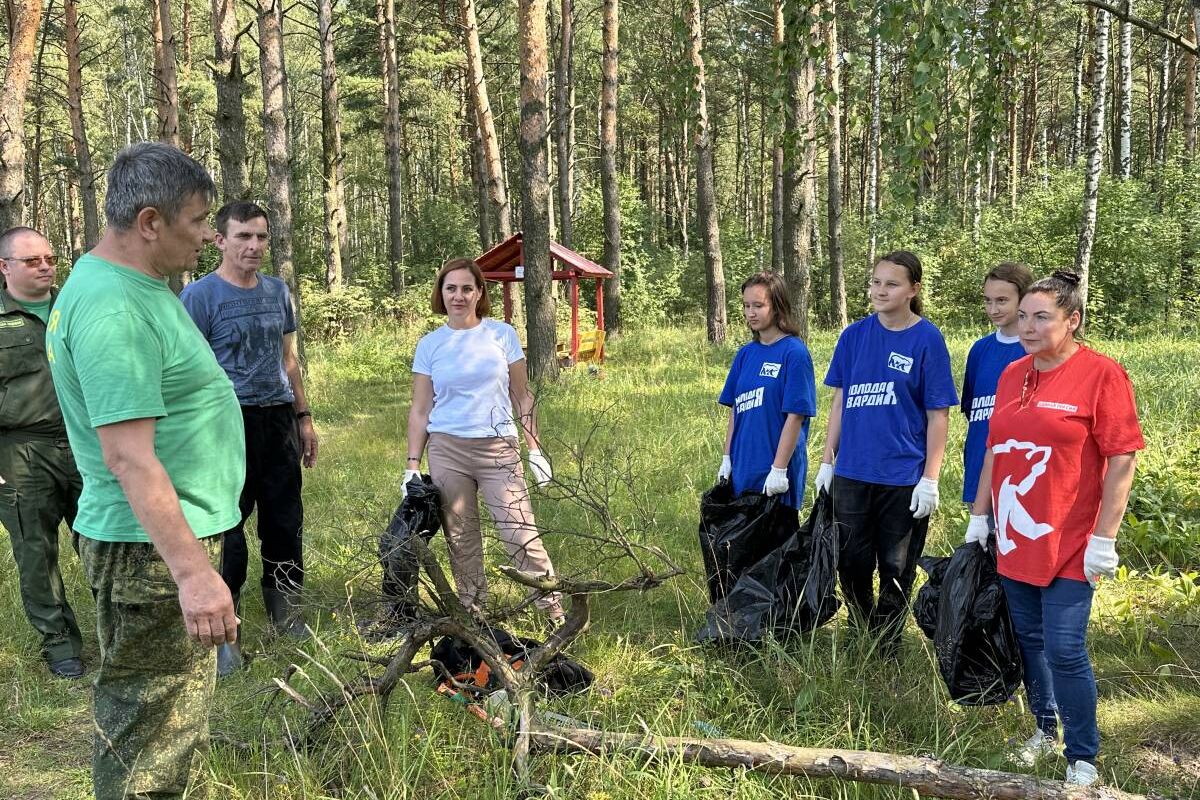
[427,432,562,614]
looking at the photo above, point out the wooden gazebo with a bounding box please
[476,233,615,364]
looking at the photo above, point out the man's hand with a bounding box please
[299,418,318,468]
[814,462,834,496]
[176,568,238,647]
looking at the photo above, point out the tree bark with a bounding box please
[257,0,299,311]
[782,2,815,337]
[770,0,784,273]
[1154,4,1172,165]
[1118,2,1133,178]
[65,0,100,249]
[687,0,726,344]
[518,0,558,380]
[825,6,847,330]
[211,0,250,200]
[0,0,44,231]
[151,0,182,148]
[600,0,621,334]
[1071,12,1087,163]
[555,0,574,248]
[379,0,406,293]
[317,0,349,289]
[1075,7,1110,319]
[528,727,1148,800]
[462,0,512,240]
[1186,6,1198,160]
[866,7,881,273]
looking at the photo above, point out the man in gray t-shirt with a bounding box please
[181,201,318,675]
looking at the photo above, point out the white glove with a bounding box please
[965,514,990,549]
[717,455,732,483]
[1083,535,1118,587]
[814,462,834,496]
[527,449,552,487]
[909,477,940,519]
[763,467,789,497]
[399,469,421,500]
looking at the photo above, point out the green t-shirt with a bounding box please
[46,254,246,542]
[15,297,51,324]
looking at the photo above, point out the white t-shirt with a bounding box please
[412,318,525,438]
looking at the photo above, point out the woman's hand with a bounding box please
[814,462,834,495]
[528,450,552,487]
[1083,535,1118,587]
[764,467,789,497]
[909,477,940,519]
[964,515,990,549]
[399,469,422,500]
[716,455,732,483]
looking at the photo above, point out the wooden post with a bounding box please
[570,275,580,362]
[595,280,605,330]
[503,281,513,323]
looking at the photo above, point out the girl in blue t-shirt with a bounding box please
[717,272,817,514]
[814,251,958,655]
[959,262,1033,507]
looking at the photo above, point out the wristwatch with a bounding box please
[295,410,312,420]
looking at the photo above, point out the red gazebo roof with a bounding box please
[477,233,614,280]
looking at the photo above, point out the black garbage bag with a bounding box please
[430,625,594,696]
[379,474,442,620]
[915,540,1023,706]
[698,480,798,604]
[694,489,840,645]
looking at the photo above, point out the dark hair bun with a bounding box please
[1051,270,1082,286]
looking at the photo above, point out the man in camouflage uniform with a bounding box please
[47,143,245,799]
[0,226,85,679]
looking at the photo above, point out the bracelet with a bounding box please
[406,456,421,463]
[295,410,312,419]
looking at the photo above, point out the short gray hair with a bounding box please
[104,142,216,230]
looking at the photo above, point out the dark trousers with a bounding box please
[221,405,304,598]
[833,475,928,649]
[0,434,83,662]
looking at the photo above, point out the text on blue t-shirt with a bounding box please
[960,330,1025,502]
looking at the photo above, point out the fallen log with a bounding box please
[528,727,1161,800]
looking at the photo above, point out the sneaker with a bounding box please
[1066,760,1099,786]
[1014,729,1060,765]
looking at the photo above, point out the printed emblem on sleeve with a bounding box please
[759,362,781,378]
[887,352,913,374]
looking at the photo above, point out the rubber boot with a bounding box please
[263,585,309,639]
[217,593,243,677]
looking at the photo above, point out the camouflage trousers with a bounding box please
[78,534,221,800]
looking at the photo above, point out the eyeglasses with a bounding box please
[1020,366,1040,409]
[2,254,57,268]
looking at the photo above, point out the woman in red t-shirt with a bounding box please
[965,271,1143,788]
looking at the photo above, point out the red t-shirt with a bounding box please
[987,346,1144,586]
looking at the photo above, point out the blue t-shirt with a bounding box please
[718,336,817,509]
[960,330,1025,503]
[180,271,297,406]
[824,315,959,486]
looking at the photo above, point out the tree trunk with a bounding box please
[528,727,1148,800]
[211,0,250,200]
[463,0,512,240]
[687,0,726,344]
[771,0,784,273]
[317,0,349,289]
[1186,5,1198,161]
[1070,12,1087,163]
[1075,8,1110,319]
[600,0,621,334]
[866,9,881,273]
[555,0,574,248]
[782,2,816,337]
[0,0,44,231]
[1154,7,1172,165]
[1118,3,1133,178]
[65,0,100,249]
[29,3,50,231]
[1007,55,1019,211]
[257,0,299,310]
[518,0,558,380]
[151,0,181,147]
[379,0,406,293]
[825,6,847,330]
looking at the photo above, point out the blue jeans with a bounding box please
[1001,576,1098,764]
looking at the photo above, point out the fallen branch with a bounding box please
[1076,1,1198,55]
[528,727,1161,800]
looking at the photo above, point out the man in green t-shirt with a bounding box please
[0,226,85,679]
[47,142,246,800]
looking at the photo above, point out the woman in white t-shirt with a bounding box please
[402,258,563,623]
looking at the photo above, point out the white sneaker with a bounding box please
[1066,760,1100,786]
[1013,729,1060,765]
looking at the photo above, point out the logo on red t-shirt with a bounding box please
[992,438,1055,555]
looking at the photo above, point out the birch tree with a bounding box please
[1075,7,1109,316]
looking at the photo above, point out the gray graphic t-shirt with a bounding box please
[181,271,296,405]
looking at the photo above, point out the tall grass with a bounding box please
[0,323,1195,798]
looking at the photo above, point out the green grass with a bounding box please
[2,322,1197,799]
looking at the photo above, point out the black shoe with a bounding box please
[264,586,310,639]
[49,657,85,679]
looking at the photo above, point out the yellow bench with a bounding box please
[556,329,606,365]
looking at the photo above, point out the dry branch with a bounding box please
[1077,1,1199,55]
[528,727,1159,800]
